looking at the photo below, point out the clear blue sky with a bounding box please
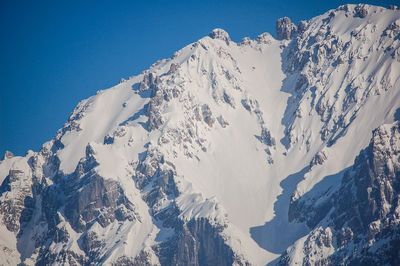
[0,0,396,156]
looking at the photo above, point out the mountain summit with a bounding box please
[1,4,400,265]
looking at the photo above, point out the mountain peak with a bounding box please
[276,17,297,40]
[208,28,231,44]
[2,150,14,160]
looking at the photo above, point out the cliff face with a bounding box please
[284,122,400,265]
[1,4,400,265]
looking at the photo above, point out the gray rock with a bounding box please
[260,127,276,147]
[223,91,235,108]
[167,63,180,75]
[112,252,153,266]
[285,122,400,265]
[201,104,215,127]
[355,4,368,18]
[217,115,229,128]
[337,227,353,247]
[0,169,33,233]
[297,21,308,33]
[3,151,14,160]
[208,28,231,45]
[276,17,297,40]
[139,72,161,92]
[310,151,327,168]
[256,33,273,44]
[160,218,236,266]
[336,56,345,65]
[64,173,136,232]
[53,225,70,243]
[80,231,104,261]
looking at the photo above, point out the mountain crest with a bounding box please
[208,28,231,45]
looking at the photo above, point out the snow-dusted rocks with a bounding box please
[1,3,400,265]
[284,122,400,265]
[276,17,297,40]
[208,28,231,45]
[355,4,369,18]
[2,151,14,160]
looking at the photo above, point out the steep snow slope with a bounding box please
[1,3,400,265]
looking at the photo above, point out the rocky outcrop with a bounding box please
[64,173,137,232]
[131,143,241,266]
[355,4,368,18]
[201,104,215,127]
[112,252,153,266]
[139,72,161,92]
[332,123,400,233]
[0,167,33,233]
[281,4,400,150]
[2,151,14,160]
[310,151,327,168]
[160,218,235,266]
[285,122,400,265]
[208,28,231,45]
[276,17,297,40]
[297,21,308,33]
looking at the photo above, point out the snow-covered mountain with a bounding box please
[1,3,400,265]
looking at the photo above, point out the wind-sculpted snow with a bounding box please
[1,4,400,265]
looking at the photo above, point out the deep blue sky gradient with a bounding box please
[0,0,397,156]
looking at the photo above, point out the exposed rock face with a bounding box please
[160,218,235,266]
[217,115,229,128]
[64,174,136,232]
[132,145,238,265]
[3,151,14,160]
[167,63,180,75]
[139,72,161,92]
[310,151,327,168]
[201,104,215,127]
[355,4,368,18]
[332,124,400,237]
[285,122,400,265]
[297,20,308,33]
[281,3,400,150]
[62,146,138,234]
[0,168,33,233]
[208,28,231,45]
[276,17,297,40]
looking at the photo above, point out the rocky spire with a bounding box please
[2,150,14,160]
[276,17,297,40]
